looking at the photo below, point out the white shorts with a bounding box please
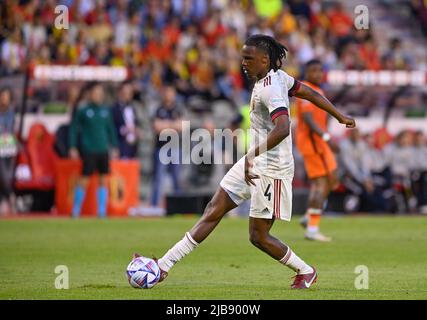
[220,157,293,221]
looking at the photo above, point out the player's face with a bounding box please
[306,64,323,85]
[241,45,269,80]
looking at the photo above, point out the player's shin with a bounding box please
[157,232,199,272]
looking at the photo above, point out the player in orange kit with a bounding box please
[296,59,340,242]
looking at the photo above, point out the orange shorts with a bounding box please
[302,145,337,179]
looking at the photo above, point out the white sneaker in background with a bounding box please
[305,232,332,242]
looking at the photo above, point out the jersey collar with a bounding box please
[257,69,275,84]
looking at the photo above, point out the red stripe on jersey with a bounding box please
[288,80,301,97]
[271,109,289,122]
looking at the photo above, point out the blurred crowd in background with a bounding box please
[0,0,426,215]
[1,0,426,106]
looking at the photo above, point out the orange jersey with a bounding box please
[295,81,329,156]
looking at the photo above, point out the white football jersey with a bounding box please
[249,69,300,179]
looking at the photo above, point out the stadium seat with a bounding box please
[15,123,58,191]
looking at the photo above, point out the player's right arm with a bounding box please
[245,114,290,185]
[294,83,356,129]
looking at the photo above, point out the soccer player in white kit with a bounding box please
[135,35,356,289]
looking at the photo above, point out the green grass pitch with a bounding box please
[0,215,426,299]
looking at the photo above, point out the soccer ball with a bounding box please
[126,256,160,289]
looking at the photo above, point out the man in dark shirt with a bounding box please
[151,86,183,207]
[69,82,118,218]
[111,82,141,159]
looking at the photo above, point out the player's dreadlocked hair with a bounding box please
[245,34,288,71]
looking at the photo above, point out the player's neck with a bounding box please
[256,69,271,81]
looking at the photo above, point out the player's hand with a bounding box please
[244,155,259,186]
[69,148,79,159]
[339,116,356,128]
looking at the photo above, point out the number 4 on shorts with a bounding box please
[264,184,271,201]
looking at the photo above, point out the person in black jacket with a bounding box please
[111,82,141,159]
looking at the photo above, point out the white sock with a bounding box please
[158,232,198,272]
[279,248,313,275]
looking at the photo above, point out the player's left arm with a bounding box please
[294,82,356,128]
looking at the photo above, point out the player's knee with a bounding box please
[249,230,268,249]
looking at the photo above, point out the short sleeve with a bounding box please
[288,79,301,98]
[279,70,301,97]
[259,83,289,122]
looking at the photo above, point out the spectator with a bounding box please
[384,130,418,212]
[1,28,26,75]
[276,5,297,36]
[113,11,142,49]
[112,82,141,159]
[289,16,315,65]
[288,0,311,20]
[364,132,394,210]
[221,0,247,39]
[86,10,113,44]
[151,86,183,207]
[412,130,427,213]
[358,35,381,70]
[0,87,17,215]
[69,82,119,218]
[328,2,353,39]
[339,129,387,212]
[201,9,227,47]
[22,12,47,51]
[382,38,414,70]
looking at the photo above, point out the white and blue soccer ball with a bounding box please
[126,256,160,289]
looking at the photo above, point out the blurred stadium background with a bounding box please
[0,0,426,218]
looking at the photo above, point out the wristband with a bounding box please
[322,133,331,142]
